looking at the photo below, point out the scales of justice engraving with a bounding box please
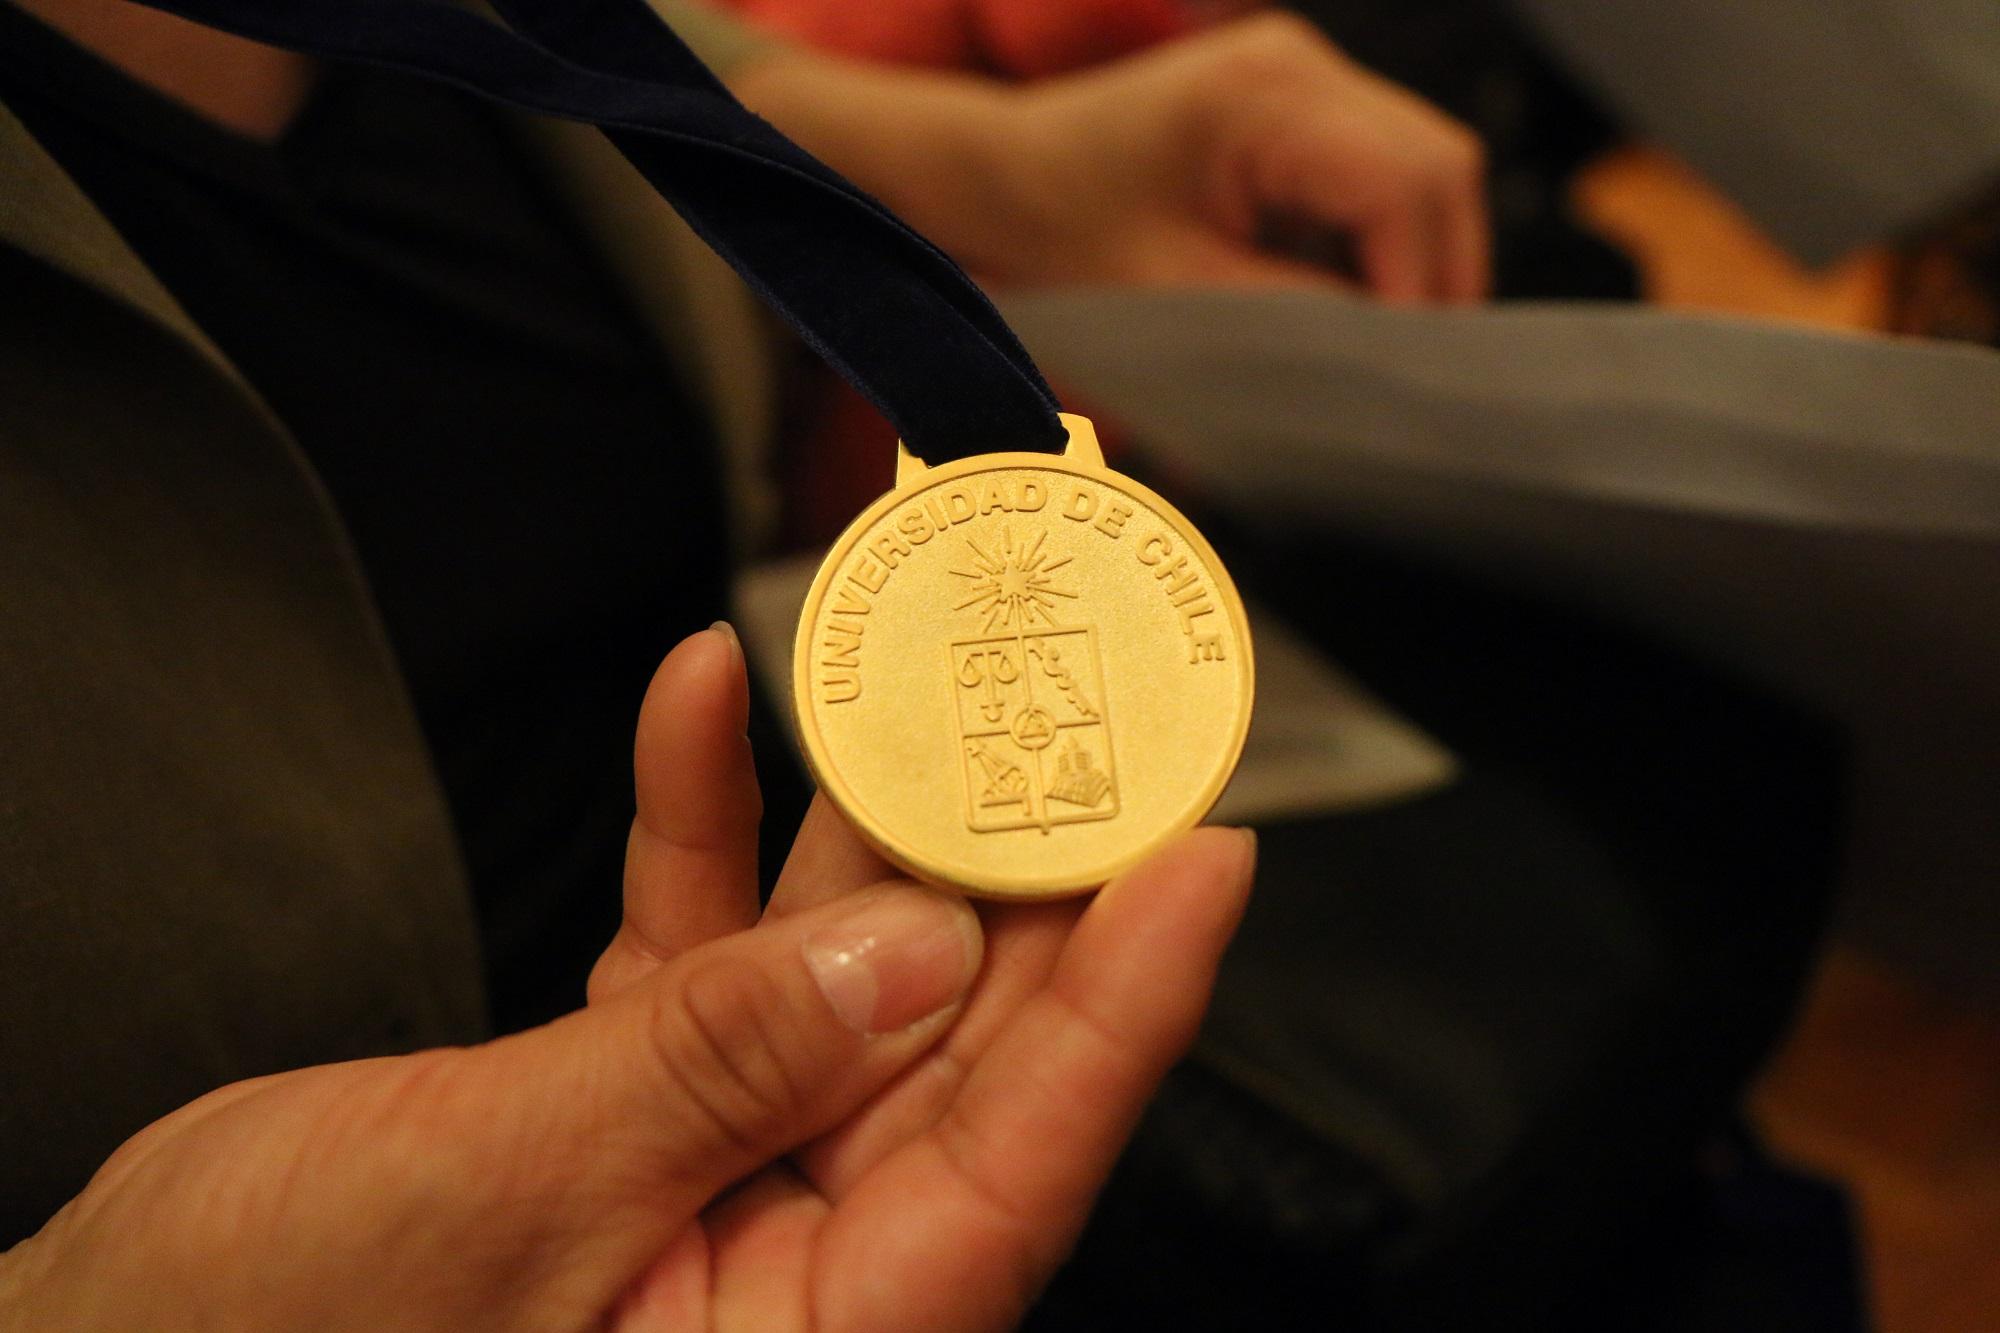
[948,528,1119,834]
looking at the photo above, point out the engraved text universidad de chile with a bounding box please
[814,475,1228,707]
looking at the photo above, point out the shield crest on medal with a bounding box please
[948,529,1119,833]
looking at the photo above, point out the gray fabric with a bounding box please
[0,247,489,1241]
[1002,286,2000,995]
[1510,0,2000,264]
[1016,291,2000,538]
[0,105,239,378]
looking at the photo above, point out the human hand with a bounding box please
[1002,12,1489,297]
[0,627,1255,1331]
[596,626,1257,1329]
[738,11,1487,300]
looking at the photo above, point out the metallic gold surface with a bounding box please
[793,415,1253,899]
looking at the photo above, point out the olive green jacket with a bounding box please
[0,1,780,1240]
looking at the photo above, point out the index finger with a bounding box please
[765,791,898,917]
[803,826,1258,1329]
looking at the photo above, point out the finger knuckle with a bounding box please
[1213,11,1335,81]
[1240,8,1322,47]
[652,959,810,1154]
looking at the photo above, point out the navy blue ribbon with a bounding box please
[128,0,1067,459]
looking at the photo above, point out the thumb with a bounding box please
[485,880,983,1222]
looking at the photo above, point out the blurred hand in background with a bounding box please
[736,8,1490,541]
[735,10,1489,300]
[724,0,1261,80]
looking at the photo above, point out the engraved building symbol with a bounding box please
[948,529,1119,833]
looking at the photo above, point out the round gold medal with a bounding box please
[793,415,1253,899]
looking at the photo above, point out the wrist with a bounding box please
[728,51,1065,284]
[0,1233,57,1329]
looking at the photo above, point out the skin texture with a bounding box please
[0,629,1257,1330]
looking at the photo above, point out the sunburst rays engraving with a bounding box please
[949,528,1077,632]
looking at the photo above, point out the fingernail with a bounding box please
[803,889,981,1035]
[708,620,742,663]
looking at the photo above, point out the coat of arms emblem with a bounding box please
[948,529,1118,833]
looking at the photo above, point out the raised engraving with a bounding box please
[1009,706,1057,750]
[950,526,1076,631]
[1026,635,1097,719]
[965,739,1033,816]
[956,644,1019,724]
[948,529,1118,834]
[1047,734,1114,809]
[1137,531,1223,659]
[1060,485,1135,539]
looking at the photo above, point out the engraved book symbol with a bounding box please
[948,528,1118,834]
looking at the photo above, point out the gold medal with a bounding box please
[792,415,1253,899]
